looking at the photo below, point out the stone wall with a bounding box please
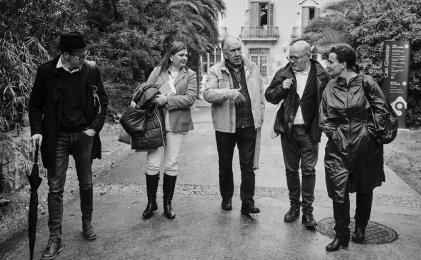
[0,130,45,193]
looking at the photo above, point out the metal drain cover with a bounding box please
[317,217,398,244]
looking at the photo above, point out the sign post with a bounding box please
[381,40,410,128]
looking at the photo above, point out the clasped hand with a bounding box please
[230,89,246,104]
[154,94,168,106]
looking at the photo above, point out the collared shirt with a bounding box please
[56,56,81,74]
[293,65,311,125]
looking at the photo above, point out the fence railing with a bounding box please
[240,26,279,39]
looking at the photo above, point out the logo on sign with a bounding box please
[390,96,407,116]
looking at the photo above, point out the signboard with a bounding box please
[381,40,411,128]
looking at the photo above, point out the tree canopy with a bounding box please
[0,0,225,133]
[303,0,421,126]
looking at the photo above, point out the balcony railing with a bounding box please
[239,26,280,40]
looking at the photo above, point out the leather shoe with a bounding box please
[325,237,349,252]
[241,205,260,214]
[221,198,232,211]
[284,206,300,222]
[302,212,317,230]
[41,238,64,260]
[82,220,97,240]
[352,227,366,243]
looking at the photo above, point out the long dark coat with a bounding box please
[29,56,109,170]
[319,75,389,203]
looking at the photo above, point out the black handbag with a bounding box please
[363,76,398,144]
[119,106,148,135]
[368,102,398,144]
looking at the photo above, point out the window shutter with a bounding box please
[315,7,320,18]
[268,3,274,26]
[250,2,259,26]
[301,7,310,28]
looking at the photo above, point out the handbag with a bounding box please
[270,100,284,139]
[363,76,398,144]
[118,126,131,144]
[368,103,398,144]
[119,106,148,135]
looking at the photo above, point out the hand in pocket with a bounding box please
[332,130,347,152]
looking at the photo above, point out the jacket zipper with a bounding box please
[154,108,166,147]
[347,83,351,143]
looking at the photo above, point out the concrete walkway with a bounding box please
[3,104,421,260]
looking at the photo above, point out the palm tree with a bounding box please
[164,0,226,94]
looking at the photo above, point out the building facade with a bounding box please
[201,0,329,83]
[239,0,323,82]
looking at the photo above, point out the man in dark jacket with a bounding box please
[265,40,329,230]
[29,32,109,259]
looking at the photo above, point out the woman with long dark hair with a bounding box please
[319,44,390,251]
[141,41,197,219]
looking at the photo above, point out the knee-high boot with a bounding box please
[143,173,159,219]
[352,191,373,243]
[163,174,176,219]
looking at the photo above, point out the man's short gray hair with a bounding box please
[221,36,241,52]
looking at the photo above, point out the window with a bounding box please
[215,47,222,63]
[260,55,267,76]
[309,7,315,20]
[201,47,222,74]
[259,3,268,26]
[249,48,269,76]
[251,55,259,65]
[201,54,208,73]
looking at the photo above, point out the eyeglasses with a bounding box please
[287,53,309,62]
[72,50,90,61]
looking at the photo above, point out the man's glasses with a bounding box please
[287,53,309,62]
[72,50,90,61]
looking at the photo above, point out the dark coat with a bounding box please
[130,84,165,151]
[319,75,389,203]
[265,60,330,143]
[29,56,109,170]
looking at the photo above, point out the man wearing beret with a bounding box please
[29,31,109,259]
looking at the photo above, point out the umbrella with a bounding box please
[27,140,42,260]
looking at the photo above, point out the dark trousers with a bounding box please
[47,131,94,238]
[333,191,373,241]
[280,125,318,212]
[215,127,256,207]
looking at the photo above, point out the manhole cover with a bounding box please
[317,217,398,244]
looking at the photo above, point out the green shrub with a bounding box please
[0,31,50,133]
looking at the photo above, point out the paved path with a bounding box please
[3,105,421,260]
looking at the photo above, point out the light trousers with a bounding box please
[146,132,186,176]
